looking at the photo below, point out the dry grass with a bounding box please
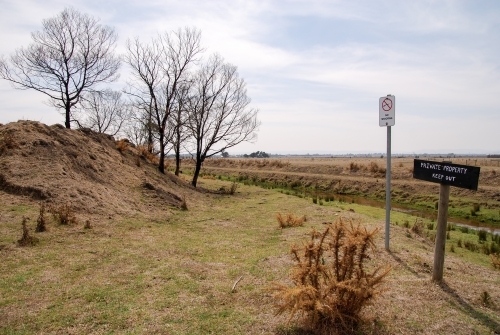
[0,131,18,154]
[271,217,391,334]
[276,213,306,228]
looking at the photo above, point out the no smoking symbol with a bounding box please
[382,98,392,112]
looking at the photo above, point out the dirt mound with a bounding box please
[0,120,194,218]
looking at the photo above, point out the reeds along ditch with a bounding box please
[270,217,391,333]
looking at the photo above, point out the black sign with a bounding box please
[413,159,480,191]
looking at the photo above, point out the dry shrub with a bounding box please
[276,213,306,228]
[0,132,18,154]
[349,162,360,172]
[369,162,379,173]
[220,181,239,195]
[18,217,39,247]
[116,139,129,153]
[49,203,77,225]
[35,203,48,232]
[84,220,92,229]
[491,253,500,269]
[180,195,188,211]
[411,219,424,237]
[271,217,390,334]
[137,145,159,164]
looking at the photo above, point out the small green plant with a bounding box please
[312,197,317,204]
[427,223,434,230]
[17,217,39,247]
[478,230,488,243]
[446,231,450,240]
[450,244,455,253]
[464,240,478,252]
[403,220,410,228]
[459,226,469,234]
[457,238,463,248]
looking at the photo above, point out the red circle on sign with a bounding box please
[382,98,392,111]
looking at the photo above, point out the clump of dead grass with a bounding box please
[137,145,159,164]
[180,195,188,211]
[35,203,48,232]
[270,217,390,334]
[276,213,306,228]
[116,139,129,153]
[491,253,500,269]
[49,203,77,225]
[0,131,18,154]
[219,182,239,195]
[18,217,39,247]
[411,219,425,237]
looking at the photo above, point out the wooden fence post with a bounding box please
[432,184,450,282]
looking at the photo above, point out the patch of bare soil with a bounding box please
[0,120,196,220]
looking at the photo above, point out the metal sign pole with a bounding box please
[379,94,395,251]
[385,126,391,251]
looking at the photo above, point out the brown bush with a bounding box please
[136,145,159,164]
[276,213,306,228]
[18,217,39,247]
[491,254,500,269]
[49,203,77,225]
[116,139,129,153]
[0,132,18,154]
[411,219,424,237]
[35,203,48,232]
[270,217,390,333]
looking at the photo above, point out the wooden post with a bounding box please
[432,184,450,282]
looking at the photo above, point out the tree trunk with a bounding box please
[174,132,181,176]
[65,104,71,129]
[158,132,165,174]
[191,156,203,187]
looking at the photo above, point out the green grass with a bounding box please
[1,179,499,334]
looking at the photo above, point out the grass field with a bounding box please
[1,177,500,334]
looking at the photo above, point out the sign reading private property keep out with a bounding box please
[413,159,480,190]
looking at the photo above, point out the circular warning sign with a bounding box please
[382,98,392,112]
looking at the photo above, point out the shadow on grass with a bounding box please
[387,251,425,279]
[274,319,390,335]
[439,281,500,334]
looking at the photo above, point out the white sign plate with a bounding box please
[379,95,395,127]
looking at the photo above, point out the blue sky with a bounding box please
[1,0,499,154]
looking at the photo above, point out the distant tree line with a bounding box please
[244,151,270,158]
[0,8,260,187]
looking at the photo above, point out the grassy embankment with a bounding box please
[1,177,499,334]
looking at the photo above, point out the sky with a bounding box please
[1,0,499,155]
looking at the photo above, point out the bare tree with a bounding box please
[0,8,120,128]
[170,82,192,175]
[187,54,260,187]
[74,90,130,136]
[124,27,202,173]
